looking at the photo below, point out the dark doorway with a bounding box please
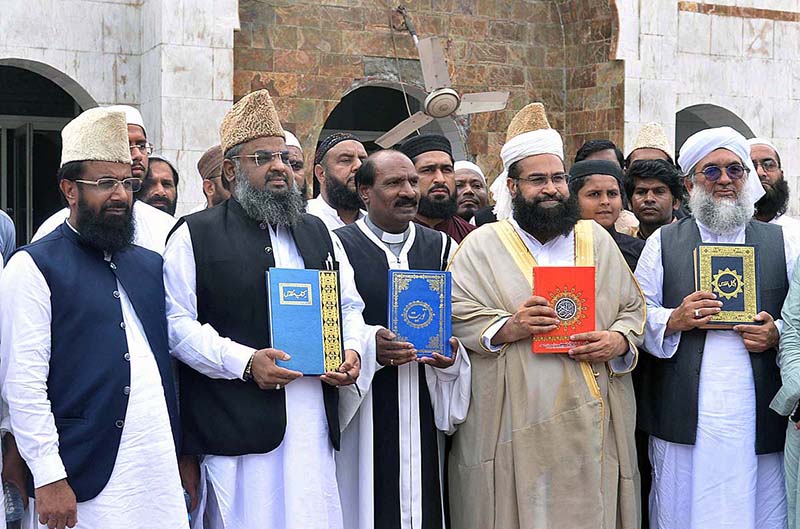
[675,104,755,154]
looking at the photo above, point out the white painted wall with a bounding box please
[0,0,239,215]
[616,0,800,214]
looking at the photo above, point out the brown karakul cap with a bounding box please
[197,145,224,180]
[505,102,551,142]
[219,89,285,153]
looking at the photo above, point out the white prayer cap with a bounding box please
[284,130,302,151]
[747,137,780,155]
[60,107,132,167]
[105,105,146,137]
[678,126,764,205]
[454,161,486,184]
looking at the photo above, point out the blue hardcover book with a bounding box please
[267,268,344,375]
[693,243,760,328]
[388,270,452,358]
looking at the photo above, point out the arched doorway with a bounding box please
[675,104,755,153]
[0,63,86,243]
[314,84,466,196]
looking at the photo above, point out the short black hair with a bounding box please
[507,159,522,181]
[354,152,380,188]
[56,161,85,182]
[574,140,624,168]
[624,159,683,201]
[147,158,180,187]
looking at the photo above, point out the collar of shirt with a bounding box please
[364,215,409,244]
[509,218,575,265]
[308,197,365,225]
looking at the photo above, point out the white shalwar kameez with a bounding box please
[164,222,366,529]
[0,250,187,529]
[635,220,800,529]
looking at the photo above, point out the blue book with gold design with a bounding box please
[267,268,343,375]
[693,243,760,329]
[388,270,452,358]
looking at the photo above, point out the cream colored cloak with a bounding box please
[447,220,645,529]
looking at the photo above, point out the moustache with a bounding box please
[428,184,451,195]
[533,193,565,204]
[394,198,418,208]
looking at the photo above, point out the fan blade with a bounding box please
[455,91,510,115]
[375,112,435,148]
[417,37,452,93]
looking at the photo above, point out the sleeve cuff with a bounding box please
[223,342,257,380]
[481,317,510,352]
[609,343,636,373]
[29,453,68,488]
[776,319,784,336]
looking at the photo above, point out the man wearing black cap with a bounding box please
[568,159,645,271]
[307,132,368,231]
[399,134,476,243]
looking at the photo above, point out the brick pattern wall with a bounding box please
[235,0,621,180]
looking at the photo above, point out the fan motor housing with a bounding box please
[424,88,460,118]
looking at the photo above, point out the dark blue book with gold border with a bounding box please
[388,270,452,358]
[267,268,344,375]
[693,243,760,328]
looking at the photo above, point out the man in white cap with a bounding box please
[284,130,307,197]
[454,160,489,223]
[0,107,187,529]
[448,103,645,529]
[32,105,176,254]
[749,137,800,230]
[635,126,800,528]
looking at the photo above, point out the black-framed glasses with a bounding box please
[232,150,290,167]
[74,177,142,193]
[129,142,154,155]
[693,164,748,182]
[752,158,779,172]
[513,173,568,187]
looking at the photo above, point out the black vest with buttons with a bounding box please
[178,198,341,456]
[636,218,789,454]
[23,223,179,502]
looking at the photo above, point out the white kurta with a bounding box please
[164,222,366,529]
[0,251,187,529]
[335,220,471,529]
[32,201,176,255]
[635,220,800,529]
[306,197,365,231]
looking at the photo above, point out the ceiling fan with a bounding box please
[375,7,510,148]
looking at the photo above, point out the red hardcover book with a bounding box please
[531,266,596,353]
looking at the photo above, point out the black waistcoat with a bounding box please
[178,199,341,455]
[637,218,789,454]
[336,222,448,529]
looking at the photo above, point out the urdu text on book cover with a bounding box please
[693,243,760,329]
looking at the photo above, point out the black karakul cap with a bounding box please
[314,132,361,165]
[568,159,623,183]
[399,134,453,162]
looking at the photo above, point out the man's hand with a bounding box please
[321,349,361,386]
[492,295,559,345]
[250,348,303,390]
[178,454,200,512]
[35,479,77,529]
[418,337,458,369]
[733,312,779,352]
[376,328,416,367]
[666,291,723,334]
[2,434,29,508]
[568,330,628,363]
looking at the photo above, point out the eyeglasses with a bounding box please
[752,158,779,172]
[129,142,154,155]
[232,150,290,167]
[693,164,749,182]
[289,160,304,172]
[513,173,568,187]
[74,177,142,193]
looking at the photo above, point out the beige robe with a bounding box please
[447,220,645,529]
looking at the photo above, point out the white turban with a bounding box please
[490,129,564,220]
[747,136,779,154]
[105,105,146,137]
[454,161,486,184]
[678,126,764,206]
[284,130,302,151]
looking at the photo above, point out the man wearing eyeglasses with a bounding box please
[0,107,187,529]
[635,127,800,529]
[33,105,176,254]
[749,138,800,231]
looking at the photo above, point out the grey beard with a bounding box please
[688,184,754,234]
[234,167,305,226]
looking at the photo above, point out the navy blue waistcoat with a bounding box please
[23,223,180,502]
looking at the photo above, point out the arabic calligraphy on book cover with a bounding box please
[388,270,452,358]
[532,266,596,354]
[693,243,760,328]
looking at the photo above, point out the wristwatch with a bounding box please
[243,353,255,381]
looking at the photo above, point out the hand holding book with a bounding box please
[733,311,779,352]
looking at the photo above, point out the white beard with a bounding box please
[688,184,754,234]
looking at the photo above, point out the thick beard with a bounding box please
[688,184,754,234]
[417,191,458,220]
[512,192,581,240]
[325,176,363,211]
[235,167,305,226]
[754,178,790,220]
[76,195,134,253]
